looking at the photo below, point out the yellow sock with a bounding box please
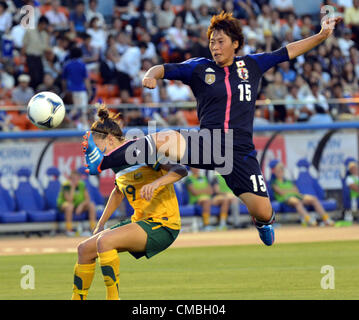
[304,214,311,222]
[98,250,120,300]
[202,212,210,226]
[322,214,329,221]
[71,262,96,300]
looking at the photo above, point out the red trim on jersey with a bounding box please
[224,67,232,133]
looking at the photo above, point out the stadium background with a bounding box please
[0,0,359,300]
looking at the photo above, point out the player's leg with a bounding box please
[71,229,111,300]
[151,130,187,162]
[151,129,215,170]
[223,152,276,245]
[96,223,148,300]
[240,192,274,224]
[240,193,275,246]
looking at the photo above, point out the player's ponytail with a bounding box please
[97,106,110,121]
[91,104,124,141]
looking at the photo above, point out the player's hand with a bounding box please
[82,131,103,175]
[319,16,342,39]
[142,77,157,89]
[140,181,161,201]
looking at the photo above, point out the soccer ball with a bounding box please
[27,92,66,129]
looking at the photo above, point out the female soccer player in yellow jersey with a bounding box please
[72,106,187,300]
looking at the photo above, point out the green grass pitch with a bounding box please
[1,240,358,300]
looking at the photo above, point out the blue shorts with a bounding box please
[180,128,268,198]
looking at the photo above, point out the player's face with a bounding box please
[209,30,238,67]
[93,134,108,153]
[93,133,124,154]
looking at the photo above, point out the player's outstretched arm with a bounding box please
[142,65,164,89]
[93,186,124,234]
[286,16,342,60]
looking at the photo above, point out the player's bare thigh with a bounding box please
[239,192,273,222]
[151,130,186,162]
[96,223,148,254]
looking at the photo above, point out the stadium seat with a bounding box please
[13,168,57,222]
[43,167,62,210]
[175,182,200,217]
[0,174,27,223]
[294,159,337,211]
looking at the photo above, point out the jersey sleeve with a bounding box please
[247,47,290,74]
[163,57,207,85]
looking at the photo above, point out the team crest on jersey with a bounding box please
[205,73,216,85]
[237,67,249,80]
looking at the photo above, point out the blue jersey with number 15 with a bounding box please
[163,47,290,150]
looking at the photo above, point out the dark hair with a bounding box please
[91,106,124,140]
[172,15,183,27]
[75,0,85,6]
[0,1,8,10]
[89,16,99,28]
[70,47,83,59]
[207,11,244,53]
[138,41,148,49]
[38,15,50,25]
[333,82,342,90]
[160,0,170,10]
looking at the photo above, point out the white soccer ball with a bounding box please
[27,92,66,129]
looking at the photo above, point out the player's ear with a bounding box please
[233,40,239,52]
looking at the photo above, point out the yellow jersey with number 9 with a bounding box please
[115,164,181,230]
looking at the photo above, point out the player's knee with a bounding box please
[96,233,113,253]
[96,234,105,252]
[77,240,89,258]
[249,199,273,222]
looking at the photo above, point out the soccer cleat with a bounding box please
[255,224,275,246]
[82,131,104,175]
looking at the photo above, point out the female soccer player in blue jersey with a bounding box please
[83,12,341,246]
